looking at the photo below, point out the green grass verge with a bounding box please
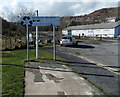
[2,48,63,96]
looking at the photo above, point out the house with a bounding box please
[62,21,120,38]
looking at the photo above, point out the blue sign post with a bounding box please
[31,16,60,61]
[21,16,60,61]
[31,16,60,26]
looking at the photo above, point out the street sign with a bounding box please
[20,16,33,60]
[21,16,33,26]
[20,16,60,61]
[31,16,60,26]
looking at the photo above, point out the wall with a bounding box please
[62,28,115,37]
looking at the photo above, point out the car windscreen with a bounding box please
[62,37,68,39]
[62,37,72,39]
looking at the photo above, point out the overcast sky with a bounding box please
[0,0,119,21]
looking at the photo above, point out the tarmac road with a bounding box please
[45,39,120,95]
[57,39,119,73]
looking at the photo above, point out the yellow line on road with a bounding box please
[77,55,120,75]
[60,51,120,75]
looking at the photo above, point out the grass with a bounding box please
[1,48,63,96]
[2,50,25,96]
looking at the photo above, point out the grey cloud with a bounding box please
[1,1,118,21]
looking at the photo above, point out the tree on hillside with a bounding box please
[2,8,35,22]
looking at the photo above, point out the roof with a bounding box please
[63,22,119,30]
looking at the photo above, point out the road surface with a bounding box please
[45,39,120,95]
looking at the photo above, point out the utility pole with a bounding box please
[36,10,38,59]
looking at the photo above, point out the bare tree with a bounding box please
[2,7,35,22]
[2,7,36,49]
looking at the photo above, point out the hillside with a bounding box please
[60,7,120,30]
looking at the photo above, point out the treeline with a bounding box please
[1,17,27,50]
[2,17,25,37]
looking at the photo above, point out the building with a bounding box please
[115,22,120,37]
[106,17,116,23]
[62,21,120,38]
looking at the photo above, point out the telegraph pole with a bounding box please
[36,10,38,59]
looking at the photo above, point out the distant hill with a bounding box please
[60,7,120,30]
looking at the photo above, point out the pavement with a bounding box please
[24,61,102,96]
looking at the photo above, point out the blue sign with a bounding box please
[21,16,33,26]
[31,16,60,26]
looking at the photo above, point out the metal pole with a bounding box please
[36,10,38,16]
[36,26,38,58]
[53,26,56,61]
[36,10,38,59]
[26,25,29,60]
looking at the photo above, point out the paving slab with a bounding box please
[25,62,102,96]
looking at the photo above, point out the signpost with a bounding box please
[21,16,33,60]
[21,16,60,61]
[31,16,60,26]
[36,10,38,59]
[31,16,60,61]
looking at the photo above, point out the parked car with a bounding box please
[60,36,78,46]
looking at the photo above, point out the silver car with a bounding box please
[60,36,78,46]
